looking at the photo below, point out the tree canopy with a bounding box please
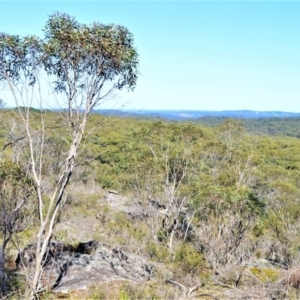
[0,12,139,111]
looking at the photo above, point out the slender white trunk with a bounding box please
[30,119,86,298]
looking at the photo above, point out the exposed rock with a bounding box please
[108,190,118,195]
[101,192,145,219]
[16,240,154,293]
[103,191,125,205]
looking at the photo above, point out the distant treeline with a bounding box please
[196,116,300,138]
[95,110,300,138]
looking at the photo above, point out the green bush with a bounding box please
[173,243,205,276]
[146,242,169,263]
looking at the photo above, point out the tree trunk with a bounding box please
[0,245,6,297]
[30,124,86,298]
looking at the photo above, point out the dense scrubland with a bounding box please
[2,108,300,299]
[197,116,300,138]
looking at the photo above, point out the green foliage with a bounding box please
[2,107,300,296]
[50,115,300,295]
[2,272,27,299]
[43,12,139,93]
[173,243,205,276]
[117,283,160,300]
[0,12,139,94]
[89,282,163,300]
[0,161,31,186]
[249,267,279,283]
[0,160,35,240]
[197,116,300,138]
[146,242,169,263]
[112,212,148,240]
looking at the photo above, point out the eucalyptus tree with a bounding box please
[0,12,139,297]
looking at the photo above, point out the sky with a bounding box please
[0,1,300,112]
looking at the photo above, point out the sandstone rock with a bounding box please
[16,241,154,293]
[103,191,125,206]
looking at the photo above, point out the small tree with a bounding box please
[0,161,35,297]
[0,12,139,297]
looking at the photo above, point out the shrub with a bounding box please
[173,243,205,276]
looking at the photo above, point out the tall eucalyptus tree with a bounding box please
[0,12,139,297]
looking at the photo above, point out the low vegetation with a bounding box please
[1,109,300,299]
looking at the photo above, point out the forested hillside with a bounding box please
[97,111,300,138]
[196,116,300,138]
[1,109,300,299]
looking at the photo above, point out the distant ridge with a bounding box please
[93,109,300,120]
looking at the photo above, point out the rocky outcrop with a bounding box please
[100,190,146,219]
[16,240,154,293]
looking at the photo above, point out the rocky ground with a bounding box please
[14,190,289,299]
[17,240,154,294]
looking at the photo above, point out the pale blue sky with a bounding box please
[0,1,300,111]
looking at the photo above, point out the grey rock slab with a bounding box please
[16,241,154,293]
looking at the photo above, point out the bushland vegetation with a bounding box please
[1,108,300,298]
[197,116,300,138]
